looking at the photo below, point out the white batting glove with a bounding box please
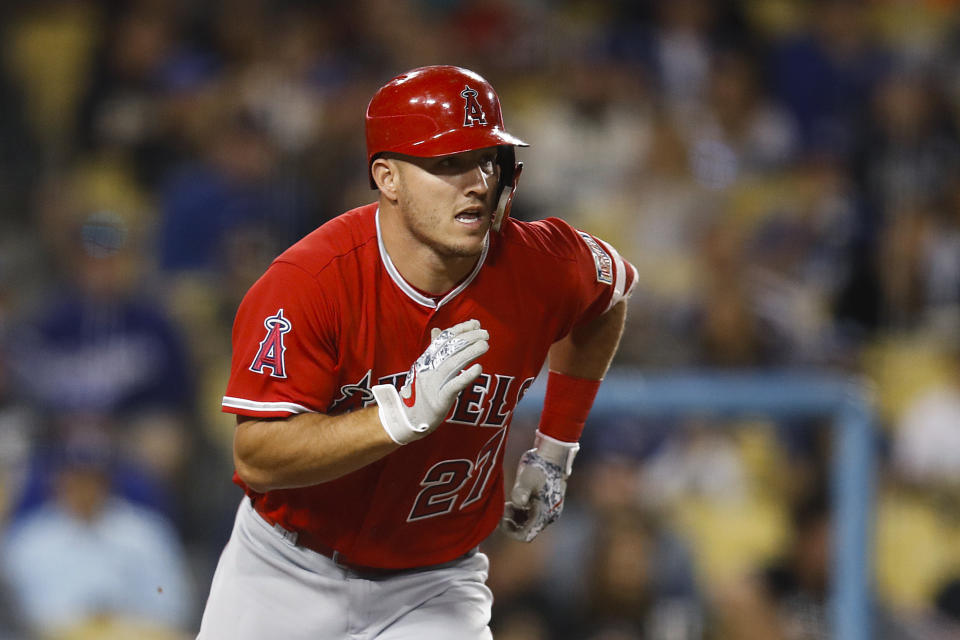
[372,320,489,445]
[501,431,580,542]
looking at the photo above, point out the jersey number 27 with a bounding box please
[407,428,506,522]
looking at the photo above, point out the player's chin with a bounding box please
[440,235,486,259]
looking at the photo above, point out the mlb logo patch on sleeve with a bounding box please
[577,231,614,284]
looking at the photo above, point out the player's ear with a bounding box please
[371,157,400,200]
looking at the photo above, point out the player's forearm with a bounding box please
[500,303,627,541]
[548,299,627,379]
[233,407,399,492]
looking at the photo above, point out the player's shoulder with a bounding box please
[272,203,379,278]
[498,216,592,262]
[498,216,635,297]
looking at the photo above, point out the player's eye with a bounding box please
[479,156,496,174]
[432,153,495,175]
[435,157,458,170]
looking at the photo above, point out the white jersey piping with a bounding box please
[222,396,313,414]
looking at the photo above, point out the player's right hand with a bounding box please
[372,319,488,444]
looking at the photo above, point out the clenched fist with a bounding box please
[501,431,579,542]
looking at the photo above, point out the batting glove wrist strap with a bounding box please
[372,384,429,445]
[373,319,489,445]
[533,430,579,477]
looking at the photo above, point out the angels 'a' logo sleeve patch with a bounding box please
[576,231,614,285]
[249,308,292,378]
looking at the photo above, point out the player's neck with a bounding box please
[379,209,481,295]
[384,236,478,295]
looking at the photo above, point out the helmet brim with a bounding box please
[399,126,529,158]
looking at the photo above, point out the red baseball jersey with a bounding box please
[222,203,637,569]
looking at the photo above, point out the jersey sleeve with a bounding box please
[541,217,638,328]
[222,261,340,418]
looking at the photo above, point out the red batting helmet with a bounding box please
[365,65,528,230]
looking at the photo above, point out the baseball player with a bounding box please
[198,65,637,639]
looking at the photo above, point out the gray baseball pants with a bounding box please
[197,497,493,639]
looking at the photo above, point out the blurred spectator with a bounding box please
[640,422,748,509]
[646,0,744,118]
[0,364,29,640]
[680,48,799,190]
[714,486,915,639]
[768,0,891,157]
[0,577,28,640]
[11,172,192,417]
[854,68,960,223]
[74,3,204,188]
[876,206,940,329]
[157,107,313,273]
[930,577,960,636]
[9,227,192,413]
[6,173,194,504]
[443,0,538,74]
[890,575,960,640]
[714,487,832,639]
[2,0,101,157]
[511,57,653,224]
[575,507,703,639]
[861,183,960,335]
[359,0,445,71]
[486,528,552,640]
[490,601,550,640]
[230,6,330,156]
[0,353,39,529]
[1,426,194,637]
[841,65,960,334]
[543,458,703,639]
[924,178,960,321]
[0,66,40,226]
[597,117,715,367]
[892,342,960,487]
[0,230,41,530]
[690,223,777,367]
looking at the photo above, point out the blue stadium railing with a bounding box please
[519,369,876,640]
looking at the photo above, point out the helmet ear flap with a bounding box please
[493,146,522,232]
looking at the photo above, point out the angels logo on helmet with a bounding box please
[460,86,487,127]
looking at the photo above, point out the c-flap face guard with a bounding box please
[493,146,522,232]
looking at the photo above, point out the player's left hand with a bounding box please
[501,431,579,542]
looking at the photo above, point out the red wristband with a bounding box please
[537,371,602,443]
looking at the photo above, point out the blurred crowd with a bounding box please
[2,0,960,638]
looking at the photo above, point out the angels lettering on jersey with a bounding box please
[246,308,536,427]
[330,368,535,427]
